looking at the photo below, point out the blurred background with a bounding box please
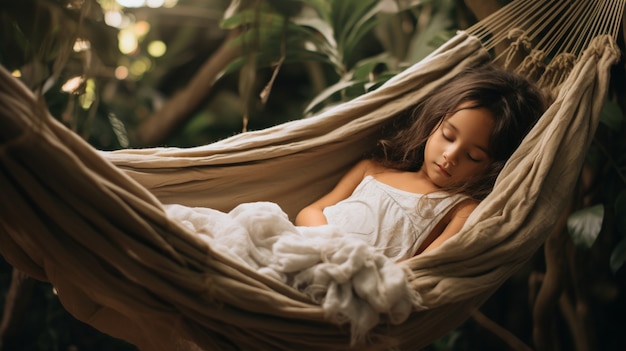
[0,0,625,350]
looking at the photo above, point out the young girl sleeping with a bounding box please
[166,63,546,340]
[295,64,546,260]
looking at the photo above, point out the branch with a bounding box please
[558,292,591,351]
[532,201,572,351]
[136,28,242,146]
[472,310,533,351]
[0,269,35,351]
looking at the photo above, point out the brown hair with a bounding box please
[373,64,546,200]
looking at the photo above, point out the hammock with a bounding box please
[0,0,623,350]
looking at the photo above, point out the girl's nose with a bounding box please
[443,147,459,165]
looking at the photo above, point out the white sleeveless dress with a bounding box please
[323,175,469,261]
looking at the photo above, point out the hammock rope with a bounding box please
[0,0,623,350]
[470,0,624,79]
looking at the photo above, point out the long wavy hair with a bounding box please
[372,64,547,200]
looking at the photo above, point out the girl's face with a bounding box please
[422,102,494,189]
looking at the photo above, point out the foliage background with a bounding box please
[0,0,625,350]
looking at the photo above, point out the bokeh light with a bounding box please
[73,39,91,52]
[116,0,145,8]
[118,29,138,54]
[61,76,83,93]
[104,11,123,27]
[133,20,151,37]
[146,0,165,8]
[129,57,152,77]
[163,0,178,8]
[147,40,167,57]
[115,66,129,79]
[80,79,96,109]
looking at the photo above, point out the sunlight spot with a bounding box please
[115,65,129,79]
[147,40,167,57]
[133,20,151,37]
[146,0,165,8]
[129,59,149,76]
[118,30,138,54]
[163,0,178,8]
[61,76,83,93]
[73,39,91,52]
[80,79,96,109]
[116,0,145,8]
[105,10,124,27]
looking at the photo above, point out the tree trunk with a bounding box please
[136,28,242,146]
[0,269,35,351]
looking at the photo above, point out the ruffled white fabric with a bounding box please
[165,201,422,343]
[324,176,468,261]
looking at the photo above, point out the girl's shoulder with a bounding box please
[354,159,391,176]
[448,198,480,220]
[359,160,433,194]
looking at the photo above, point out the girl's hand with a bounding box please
[294,206,328,226]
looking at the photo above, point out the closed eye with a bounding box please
[467,154,483,162]
[467,149,489,162]
[441,128,454,141]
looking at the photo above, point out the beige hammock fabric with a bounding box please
[0,10,621,351]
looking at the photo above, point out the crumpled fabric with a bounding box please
[165,201,422,343]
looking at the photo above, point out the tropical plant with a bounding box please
[0,1,625,350]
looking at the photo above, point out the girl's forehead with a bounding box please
[445,107,495,148]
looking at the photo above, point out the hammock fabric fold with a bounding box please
[0,24,620,351]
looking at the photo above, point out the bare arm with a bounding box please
[295,159,379,226]
[420,200,478,254]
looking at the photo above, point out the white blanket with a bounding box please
[165,201,422,342]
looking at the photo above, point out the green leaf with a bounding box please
[303,51,404,113]
[303,0,332,22]
[292,13,338,52]
[332,0,371,41]
[304,74,363,113]
[222,8,284,31]
[567,204,604,248]
[615,189,626,236]
[223,0,244,23]
[344,0,397,46]
[265,0,303,17]
[610,238,626,274]
[405,0,456,63]
[364,72,397,91]
[351,52,395,80]
[222,56,246,76]
[599,100,624,132]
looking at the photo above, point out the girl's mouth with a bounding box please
[437,164,451,177]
